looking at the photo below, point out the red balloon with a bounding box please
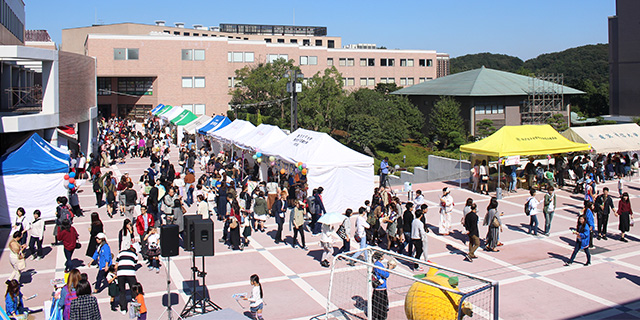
[64,174,69,180]
[68,178,75,184]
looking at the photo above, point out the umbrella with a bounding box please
[317,212,345,225]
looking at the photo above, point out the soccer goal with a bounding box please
[326,247,498,320]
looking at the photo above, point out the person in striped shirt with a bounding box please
[115,247,138,315]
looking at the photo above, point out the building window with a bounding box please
[182,49,191,60]
[400,59,414,67]
[228,52,255,63]
[182,77,193,88]
[346,58,354,66]
[97,78,111,95]
[277,39,285,43]
[407,78,414,85]
[419,78,426,83]
[475,106,485,115]
[380,58,395,67]
[380,77,395,84]
[114,48,139,60]
[475,105,504,115]
[342,78,355,86]
[359,58,374,67]
[267,54,288,63]
[174,31,180,35]
[300,56,317,65]
[315,39,323,46]
[195,104,206,115]
[182,49,205,61]
[419,59,433,67]
[360,78,367,86]
[117,77,153,95]
[327,58,334,66]
[228,77,233,87]
[194,77,205,88]
[194,49,205,60]
[367,78,375,86]
[228,77,242,87]
[339,58,346,66]
[265,38,272,43]
[290,39,297,44]
[400,78,406,86]
[327,40,335,48]
[303,39,310,46]
[184,32,190,36]
[183,104,194,113]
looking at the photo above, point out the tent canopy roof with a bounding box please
[392,66,585,97]
[183,115,212,134]
[234,124,287,151]
[198,115,231,134]
[460,124,591,157]
[0,133,70,175]
[562,123,640,154]
[261,128,372,167]
[151,104,166,115]
[209,119,256,143]
[171,109,198,126]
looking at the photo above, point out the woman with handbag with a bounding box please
[616,192,634,242]
[483,197,502,252]
[338,209,352,254]
[371,252,396,320]
[464,203,480,261]
[7,231,26,281]
[56,219,79,273]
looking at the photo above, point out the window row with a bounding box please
[114,48,139,60]
[299,56,318,65]
[182,104,206,115]
[228,77,242,88]
[474,105,504,115]
[182,49,205,61]
[1,0,23,42]
[327,57,433,67]
[264,38,334,48]
[228,51,255,63]
[117,78,153,95]
[267,54,289,63]
[182,77,206,88]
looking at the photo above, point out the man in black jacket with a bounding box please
[399,202,414,257]
[272,193,286,244]
[595,187,615,240]
[464,203,480,261]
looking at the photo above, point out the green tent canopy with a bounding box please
[171,109,198,126]
[156,105,173,116]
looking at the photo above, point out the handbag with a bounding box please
[631,216,635,227]
[75,242,82,249]
[491,216,500,228]
[371,273,382,288]
[337,224,347,240]
[354,234,361,243]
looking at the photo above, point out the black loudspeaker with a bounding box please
[193,219,214,256]
[160,224,180,257]
[183,215,203,251]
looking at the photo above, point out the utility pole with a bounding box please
[285,70,303,132]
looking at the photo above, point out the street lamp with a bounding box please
[284,70,303,132]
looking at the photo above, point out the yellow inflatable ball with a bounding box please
[404,268,473,320]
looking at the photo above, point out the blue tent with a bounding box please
[0,133,69,175]
[151,104,166,115]
[0,133,70,225]
[197,115,231,134]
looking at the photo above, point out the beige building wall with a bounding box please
[84,34,447,117]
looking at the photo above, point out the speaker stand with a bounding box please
[179,252,221,318]
[158,256,182,320]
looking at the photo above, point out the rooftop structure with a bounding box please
[219,23,327,36]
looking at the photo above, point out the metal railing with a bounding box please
[3,86,43,112]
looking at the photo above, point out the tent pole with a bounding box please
[497,158,501,199]
[459,150,462,189]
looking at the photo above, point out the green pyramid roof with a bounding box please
[392,66,584,97]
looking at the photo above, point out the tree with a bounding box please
[429,96,465,149]
[546,113,568,132]
[475,119,496,138]
[297,67,345,132]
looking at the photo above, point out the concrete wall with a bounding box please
[427,155,470,183]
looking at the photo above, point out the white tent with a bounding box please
[562,123,640,154]
[183,115,212,134]
[0,133,70,225]
[160,106,185,120]
[234,124,287,151]
[261,128,374,213]
[209,119,256,145]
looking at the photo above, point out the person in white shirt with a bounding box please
[527,189,541,236]
[243,274,264,320]
[438,188,454,235]
[320,223,340,268]
[414,190,425,206]
[27,210,45,260]
[350,207,370,264]
[411,208,429,271]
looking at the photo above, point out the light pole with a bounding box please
[284,70,303,132]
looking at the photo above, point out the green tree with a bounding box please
[297,67,345,132]
[429,96,465,149]
[475,119,496,138]
[546,113,568,132]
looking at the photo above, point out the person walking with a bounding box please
[118,219,135,252]
[27,210,45,260]
[135,206,154,259]
[292,200,307,249]
[478,160,489,195]
[132,283,147,320]
[438,188,454,235]
[351,207,370,264]
[564,214,592,266]
[464,203,480,261]
[85,212,103,259]
[313,187,327,234]
[411,209,428,270]
[102,173,116,218]
[253,191,268,232]
[13,208,27,246]
[243,274,264,320]
[595,187,615,240]
[88,233,112,293]
[123,182,138,221]
[484,197,502,252]
[543,186,556,236]
[338,209,352,254]
[7,231,26,281]
[116,246,139,315]
[584,201,596,249]
[320,223,339,268]
[272,192,286,244]
[57,219,79,273]
[400,202,414,257]
[526,189,540,236]
[616,192,633,242]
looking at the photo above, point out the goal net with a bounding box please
[326,247,498,320]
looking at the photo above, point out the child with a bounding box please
[131,283,147,320]
[144,227,161,273]
[28,210,45,260]
[618,176,624,197]
[241,210,251,249]
[243,274,263,320]
[107,265,119,311]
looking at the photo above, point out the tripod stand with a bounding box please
[179,252,221,318]
[158,256,182,320]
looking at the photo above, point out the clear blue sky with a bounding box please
[25,0,615,60]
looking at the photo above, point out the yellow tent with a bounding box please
[461,124,591,157]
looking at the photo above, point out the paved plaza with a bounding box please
[2,149,640,319]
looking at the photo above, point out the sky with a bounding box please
[25,0,615,60]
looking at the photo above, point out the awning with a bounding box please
[209,119,256,144]
[562,123,640,154]
[151,104,166,115]
[170,109,198,126]
[161,106,185,120]
[198,115,231,134]
[460,124,591,157]
[155,105,173,116]
[183,115,212,134]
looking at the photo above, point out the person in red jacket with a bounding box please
[135,206,154,259]
[56,219,78,273]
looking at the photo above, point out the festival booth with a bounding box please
[196,115,232,152]
[561,123,640,154]
[232,124,288,181]
[160,106,185,122]
[260,128,374,213]
[460,124,591,195]
[0,133,70,225]
[150,104,167,115]
[183,115,212,134]
[209,120,256,157]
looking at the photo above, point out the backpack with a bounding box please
[524,199,531,216]
[57,205,73,224]
[307,196,316,214]
[63,288,77,320]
